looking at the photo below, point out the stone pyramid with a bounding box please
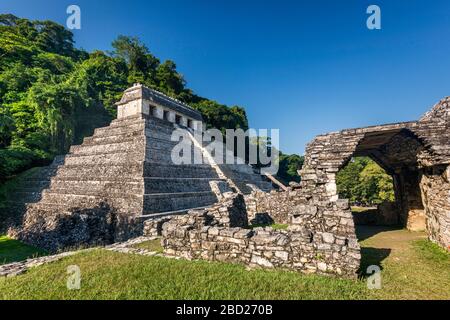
[8,84,272,250]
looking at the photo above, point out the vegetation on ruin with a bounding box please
[249,223,289,230]
[1,228,448,300]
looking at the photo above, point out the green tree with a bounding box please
[359,161,395,204]
[156,60,185,96]
[0,107,15,148]
[111,35,160,86]
[336,157,395,206]
[193,100,248,134]
[276,153,304,184]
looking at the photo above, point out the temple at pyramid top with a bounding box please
[116,83,203,131]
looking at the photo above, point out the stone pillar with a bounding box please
[155,106,164,119]
[142,101,150,116]
[168,111,176,123]
[396,168,426,231]
[192,120,202,131]
[117,105,124,118]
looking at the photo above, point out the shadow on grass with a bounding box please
[355,225,402,242]
[358,247,391,278]
[0,236,47,265]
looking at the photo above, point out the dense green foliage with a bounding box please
[277,153,304,184]
[0,15,249,181]
[336,157,395,206]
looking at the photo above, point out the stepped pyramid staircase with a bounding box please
[7,112,273,250]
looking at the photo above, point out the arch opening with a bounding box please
[337,129,427,232]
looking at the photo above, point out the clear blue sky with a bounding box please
[1,0,450,154]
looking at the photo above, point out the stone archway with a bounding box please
[298,97,450,250]
[346,128,427,231]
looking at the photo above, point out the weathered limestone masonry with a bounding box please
[155,96,449,279]
[245,189,302,224]
[161,192,360,278]
[8,84,272,251]
[297,98,450,250]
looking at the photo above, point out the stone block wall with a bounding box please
[244,190,298,224]
[420,165,450,249]
[161,193,361,278]
[293,97,450,250]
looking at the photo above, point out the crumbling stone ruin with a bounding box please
[7,84,272,251]
[159,192,360,278]
[150,96,450,277]
[295,97,450,250]
[5,83,449,278]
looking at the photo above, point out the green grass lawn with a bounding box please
[357,228,450,300]
[351,206,377,213]
[249,223,289,230]
[0,249,367,300]
[0,236,47,265]
[132,239,164,253]
[0,228,448,300]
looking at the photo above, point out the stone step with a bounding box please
[145,149,184,163]
[241,179,273,188]
[34,190,217,216]
[79,130,195,155]
[144,163,219,179]
[64,151,144,166]
[109,115,145,127]
[143,191,218,214]
[219,163,257,175]
[70,138,145,155]
[146,137,187,151]
[93,121,146,137]
[83,130,145,145]
[93,116,177,139]
[144,177,224,193]
[37,192,143,213]
[219,166,263,181]
[47,179,144,195]
[139,205,211,220]
[55,164,144,179]
[234,181,273,194]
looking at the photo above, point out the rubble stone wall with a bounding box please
[161,193,361,278]
[295,98,450,250]
[420,165,450,249]
[244,190,299,224]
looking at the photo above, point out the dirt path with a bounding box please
[356,226,427,250]
[356,226,450,300]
